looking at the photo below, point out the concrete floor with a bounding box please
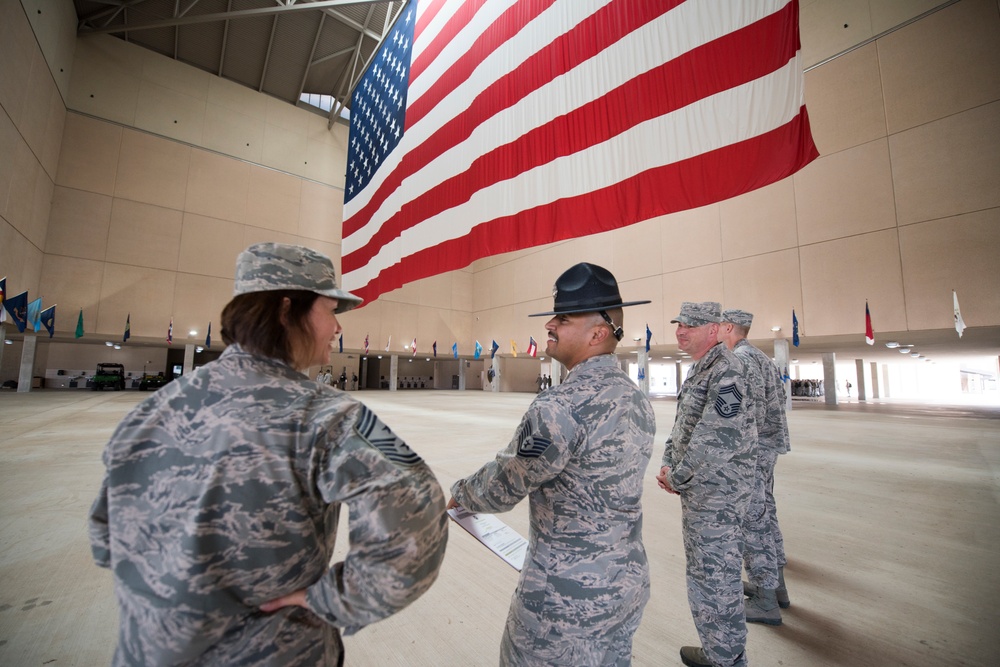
[1,389,998,666]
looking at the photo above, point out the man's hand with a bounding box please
[656,466,679,495]
[260,589,309,613]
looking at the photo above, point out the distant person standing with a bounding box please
[718,309,791,625]
[657,301,755,667]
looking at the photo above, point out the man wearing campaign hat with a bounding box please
[449,262,656,666]
[90,243,447,666]
[656,302,756,667]
[719,309,792,625]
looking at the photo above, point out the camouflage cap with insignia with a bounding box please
[670,301,721,326]
[721,309,754,328]
[234,242,363,314]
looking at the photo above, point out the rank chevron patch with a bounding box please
[714,384,743,418]
[355,406,423,466]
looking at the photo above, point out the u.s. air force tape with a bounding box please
[354,406,422,466]
[515,421,552,459]
[714,384,743,418]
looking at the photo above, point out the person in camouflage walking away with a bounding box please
[656,302,756,667]
[88,242,448,666]
[449,263,656,666]
[718,309,791,625]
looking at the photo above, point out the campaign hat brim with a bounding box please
[529,299,651,317]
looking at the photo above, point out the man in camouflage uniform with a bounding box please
[719,309,791,624]
[449,263,656,666]
[656,302,755,667]
[89,242,448,666]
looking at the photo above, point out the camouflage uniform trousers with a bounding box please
[742,449,785,588]
[681,495,749,667]
[499,602,643,667]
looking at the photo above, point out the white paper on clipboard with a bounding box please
[447,506,528,571]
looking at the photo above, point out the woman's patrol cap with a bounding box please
[529,262,650,317]
[233,242,363,314]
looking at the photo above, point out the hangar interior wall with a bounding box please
[1,0,998,383]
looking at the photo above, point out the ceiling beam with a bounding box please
[295,13,327,102]
[78,0,393,35]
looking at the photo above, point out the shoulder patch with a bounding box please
[515,421,552,459]
[354,405,423,466]
[714,384,743,418]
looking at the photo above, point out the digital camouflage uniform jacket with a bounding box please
[451,354,655,661]
[732,339,790,454]
[662,343,755,503]
[89,344,448,666]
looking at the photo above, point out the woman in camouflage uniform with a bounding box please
[89,243,448,666]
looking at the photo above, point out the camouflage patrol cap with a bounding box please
[234,242,363,313]
[670,301,721,326]
[721,309,754,328]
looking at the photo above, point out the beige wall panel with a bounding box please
[203,104,265,164]
[246,166,301,234]
[56,113,121,196]
[140,46,210,101]
[303,140,345,188]
[261,122,308,178]
[66,36,139,126]
[659,204,723,272]
[45,186,111,260]
[414,272,455,310]
[890,101,1000,226]
[96,263,176,338]
[486,261,516,312]
[338,299,384,352]
[241,226,301,253]
[208,76,267,122]
[298,180,342,244]
[794,138,896,245]
[0,217,43,295]
[721,248,803,334]
[20,0,77,101]
[803,43,885,156]
[618,273,665,345]
[660,264,725,325]
[899,209,1000,330]
[380,301,422,353]
[800,0,873,68]
[0,0,36,128]
[115,129,191,210]
[610,217,663,283]
[184,150,249,224]
[41,81,67,179]
[19,50,58,172]
[720,178,798,260]
[473,304,517,344]
[27,167,53,251]
[106,199,183,271]
[0,110,17,217]
[37,254,105,332]
[799,229,906,337]
[878,0,1000,134]
[134,80,206,146]
[451,269,474,313]
[869,0,952,34]
[415,306,457,351]
[7,139,41,241]
[265,96,308,135]
[305,113,339,148]
[177,213,246,280]
[172,272,234,338]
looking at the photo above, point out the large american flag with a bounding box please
[342,0,818,304]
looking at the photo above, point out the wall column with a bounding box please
[458,359,467,390]
[870,361,880,399]
[675,361,683,396]
[17,334,37,393]
[638,348,649,396]
[183,344,195,376]
[855,358,867,401]
[389,355,398,391]
[882,364,891,398]
[823,352,837,405]
[551,360,563,386]
[491,356,500,392]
